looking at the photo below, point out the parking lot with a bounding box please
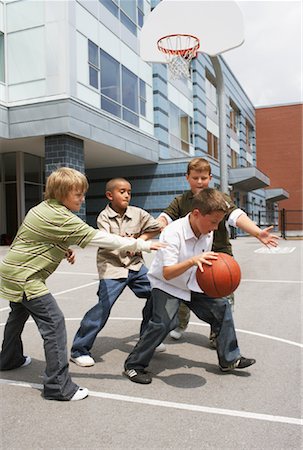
[0,237,302,449]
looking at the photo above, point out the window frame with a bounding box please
[99,0,144,36]
[88,43,147,127]
[169,102,192,154]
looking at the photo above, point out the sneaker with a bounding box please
[123,368,152,384]
[20,356,32,368]
[170,328,183,340]
[155,343,166,352]
[219,356,256,372]
[70,355,95,367]
[70,387,89,401]
[209,332,217,349]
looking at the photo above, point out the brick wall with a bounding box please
[256,104,302,220]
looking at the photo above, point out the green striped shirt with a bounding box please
[0,199,97,302]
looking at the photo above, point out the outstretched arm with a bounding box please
[235,214,279,247]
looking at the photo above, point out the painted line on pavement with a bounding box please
[0,316,301,348]
[0,281,99,312]
[0,378,301,426]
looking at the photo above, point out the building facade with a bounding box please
[256,103,302,235]
[0,0,285,243]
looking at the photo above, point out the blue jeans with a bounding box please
[124,288,241,370]
[71,266,151,358]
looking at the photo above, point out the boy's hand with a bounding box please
[256,226,279,247]
[65,248,76,265]
[157,216,168,231]
[192,251,218,272]
[150,241,168,251]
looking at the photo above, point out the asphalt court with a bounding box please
[0,237,302,450]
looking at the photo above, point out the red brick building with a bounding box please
[256,103,303,234]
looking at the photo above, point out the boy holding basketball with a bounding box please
[0,168,164,401]
[123,188,256,384]
[155,157,278,345]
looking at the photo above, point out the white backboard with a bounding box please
[140,0,244,62]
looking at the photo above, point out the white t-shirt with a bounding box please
[148,214,213,301]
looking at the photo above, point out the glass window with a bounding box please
[138,9,144,28]
[5,183,17,238]
[89,66,99,89]
[230,100,240,134]
[3,153,16,182]
[120,11,137,35]
[137,0,144,28]
[122,66,138,113]
[24,153,41,183]
[123,108,139,126]
[207,131,218,160]
[99,0,119,17]
[0,32,4,83]
[205,76,217,114]
[120,0,136,21]
[101,96,121,118]
[231,149,238,168]
[180,114,189,152]
[169,102,191,153]
[246,120,254,152]
[139,78,146,116]
[100,50,120,102]
[88,40,99,67]
[88,40,99,89]
[25,184,42,213]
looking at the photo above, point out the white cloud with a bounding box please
[223,0,302,107]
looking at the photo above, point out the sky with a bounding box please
[222,0,302,107]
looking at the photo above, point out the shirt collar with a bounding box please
[107,203,131,219]
[183,213,212,241]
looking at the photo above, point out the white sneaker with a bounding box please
[155,343,166,352]
[70,387,89,401]
[20,356,32,367]
[70,355,95,367]
[170,328,183,340]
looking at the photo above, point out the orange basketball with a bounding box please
[196,253,241,298]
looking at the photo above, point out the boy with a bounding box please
[0,168,163,401]
[156,157,278,344]
[123,189,256,384]
[70,178,162,367]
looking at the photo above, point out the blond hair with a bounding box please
[192,188,228,215]
[187,158,211,175]
[44,167,89,201]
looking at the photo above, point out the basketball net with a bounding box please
[157,34,200,79]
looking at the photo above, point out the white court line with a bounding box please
[1,277,300,313]
[0,281,99,312]
[0,317,301,348]
[242,279,302,284]
[56,271,98,276]
[0,378,301,426]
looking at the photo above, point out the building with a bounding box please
[256,103,302,235]
[0,0,285,243]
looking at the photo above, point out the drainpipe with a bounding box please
[210,55,228,194]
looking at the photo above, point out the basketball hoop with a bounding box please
[157,34,200,79]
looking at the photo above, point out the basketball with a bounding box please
[196,253,241,298]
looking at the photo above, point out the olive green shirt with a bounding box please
[0,199,97,302]
[163,190,237,256]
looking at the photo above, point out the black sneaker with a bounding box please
[220,356,256,372]
[123,369,152,384]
